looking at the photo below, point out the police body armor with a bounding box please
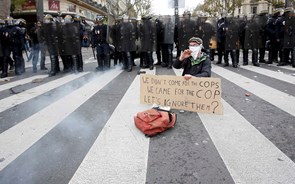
[178,16,197,50]
[244,17,259,50]
[42,22,59,56]
[196,17,217,49]
[283,12,295,49]
[117,22,136,52]
[58,22,81,55]
[224,17,239,50]
[139,18,157,52]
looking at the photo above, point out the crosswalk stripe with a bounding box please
[0,72,89,113]
[199,99,295,183]
[0,68,122,171]
[69,68,155,184]
[212,64,295,116]
[0,75,48,92]
[267,64,295,71]
[240,65,295,85]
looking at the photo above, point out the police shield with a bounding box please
[283,13,295,49]
[196,17,217,49]
[161,15,175,45]
[177,16,198,50]
[117,21,137,52]
[138,18,157,52]
[244,16,259,49]
[224,17,239,50]
[256,15,268,49]
[42,22,59,55]
[58,22,81,55]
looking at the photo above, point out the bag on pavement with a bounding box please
[134,107,177,137]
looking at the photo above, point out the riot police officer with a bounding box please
[216,14,226,64]
[42,14,60,76]
[92,15,110,71]
[73,15,85,72]
[0,16,24,78]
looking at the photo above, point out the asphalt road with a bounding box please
[0,48,295,184]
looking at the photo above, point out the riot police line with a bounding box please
[1,8,295,78]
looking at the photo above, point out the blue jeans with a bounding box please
[39,42,46,69]
[32,43,40,72]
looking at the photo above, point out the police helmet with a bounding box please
[0,19,5,25]
[74,15,81,22]
[284,7,294,14]
[64,15,73,23]
[259,10,268,16]
[15,18,26,26]
[96,15,104,23]
[183,10,191,16]
[5,16,14,26]
[273,8,284,16]
[44,14,53,23]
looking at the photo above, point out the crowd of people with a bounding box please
[1,7,295,79]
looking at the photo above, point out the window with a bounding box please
[252,6,257,14]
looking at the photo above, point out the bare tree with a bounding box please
[108,0,153,18]
[0,0,11,19]
[199,0,243,16]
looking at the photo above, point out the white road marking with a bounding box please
[0,68,123,171]
[69,68,156,184]
[0,72,89,113]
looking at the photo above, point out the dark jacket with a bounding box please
[173,52,211,77]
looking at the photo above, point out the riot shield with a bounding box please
[224,17,239,50]
[177,16,198,50]
[196,17,217,49]
[244,16,259,49]
[58,22,81,55]
[138,18,157,52]
[117,22,137,52]
[283,13,295,49]
[42,23,59,55]
[161,15,175,45]
[256,15,268,49]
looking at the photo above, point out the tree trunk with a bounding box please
[0,0,11,19]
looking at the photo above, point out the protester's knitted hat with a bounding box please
[188,37,203,45]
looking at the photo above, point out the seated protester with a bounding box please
[173,37,211,79]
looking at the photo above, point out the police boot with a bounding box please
[96,55,103,71]
[277,50,288,66]
[126,52,133,72]
[155,50,162,65]
[14,56,22,75]
[167,49,173,69]
[236,49,240,65]
[243,49,249,65]
[259,48,266,63]
[1,58,8,78]
[72,55,78,73]
[223,51,229,67]
[104,54,110,70]
[217,50,222,64]
[78,54,83,72]
[48,55,57,77]
[232,50,238,68]
[292,48,295,68]
[147,52,154,70]
[252,49,260,67]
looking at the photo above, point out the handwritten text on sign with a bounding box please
[140,74,223,114]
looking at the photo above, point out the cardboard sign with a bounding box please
[140,74,223,115]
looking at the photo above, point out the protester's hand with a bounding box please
[184,74,192,80]
[179,49,191,61]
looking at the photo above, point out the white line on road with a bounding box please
[69,68,155,184]
[199,99,295,184]
[212,64,295,116]
[0,72,89,113]
[0,68,123,171]
[240,65,295,84]
[0,75,48,92]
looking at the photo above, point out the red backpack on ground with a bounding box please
[134,108,177,137]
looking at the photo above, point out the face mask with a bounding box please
[189,45,202,60]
